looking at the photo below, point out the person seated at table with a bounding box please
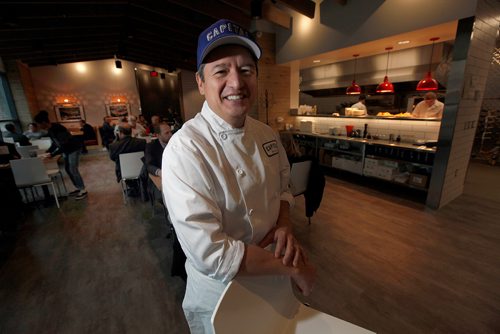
[79,120,97,154]
[0,138,24,233]
[113,117,127,140]
[99,116,115,151]
[128,115,146,137]
[23,122,48,140]
[138,114,149,128]
[144,122,172,200]
[145,122,172,177]
[146,115,161,135]
[0,138,20,164]
[109,123,146,195]
[4,123,30,146]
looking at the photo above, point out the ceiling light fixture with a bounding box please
[416,37,440,91]
[376,47,394,94]
[346,54,361,95]
[398,40,410,45]
[313,59,321,63]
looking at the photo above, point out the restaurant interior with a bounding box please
[1,1,499,333]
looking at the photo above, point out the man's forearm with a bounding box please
[276,200,291,229]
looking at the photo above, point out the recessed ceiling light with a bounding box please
[313,59,321,63]
[398,40,410,45]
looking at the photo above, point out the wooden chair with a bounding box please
[10,157,60,209]
[119,151,145,204]
[212,275,375,334]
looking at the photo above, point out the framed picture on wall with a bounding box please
[54,104,85,122]
[106,103,130,118]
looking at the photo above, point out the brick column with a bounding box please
[255,32,293,132]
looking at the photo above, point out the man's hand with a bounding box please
[273,226,308,267]
[258,225,308,268]
[291,262,316,296]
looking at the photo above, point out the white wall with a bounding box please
[276,0,477,64]
[180,70,204,121]
[29,59,144,127]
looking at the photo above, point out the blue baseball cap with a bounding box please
[197,19,261,70]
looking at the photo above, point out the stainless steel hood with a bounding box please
[300,42,452,92]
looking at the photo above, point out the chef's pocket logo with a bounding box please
[262,140,278,157]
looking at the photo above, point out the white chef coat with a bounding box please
[350,101,367,115]
[162,101,294,333]
[412,99,444,118]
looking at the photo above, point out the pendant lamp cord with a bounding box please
[353,57,357,81]
[385,50,390,76]
[428,40,436,73]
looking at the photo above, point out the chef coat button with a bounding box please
[249,209,254,216]
[237,168,244,175]
[220,133,228,140]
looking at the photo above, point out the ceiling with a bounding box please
[296,21,459,69]
[0,0,315,71]
[0,1,463,73]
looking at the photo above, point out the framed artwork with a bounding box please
[106,103,130,118]
[55,104,85,122]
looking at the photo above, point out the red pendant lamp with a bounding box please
[346,54,361,95]
[376,47,394,93]
[417,37,440,91]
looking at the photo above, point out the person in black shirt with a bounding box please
[99,116,115,150]
[4,123,30,146]
[79,120,97,153]
[34,110,88,200]
[109,123,146,182]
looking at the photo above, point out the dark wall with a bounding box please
[135,69,181,122]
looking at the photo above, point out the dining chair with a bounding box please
[290,160,312,224]
[9,157,60,209]
[30,137,52,151]
[3,137,15,144]
[119,151,145,204]
[16,145,39,159]
[211,275,375,334]
[44,157,68,196]
[289,160,312,196]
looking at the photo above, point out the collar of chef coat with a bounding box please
[200,101,248,137]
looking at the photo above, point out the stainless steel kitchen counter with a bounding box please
[285,130,437,153]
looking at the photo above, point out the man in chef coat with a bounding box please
[412,92,444,119]
[351,94,367,116]
[161,19,316,333]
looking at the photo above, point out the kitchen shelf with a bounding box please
[364,154,433,167]
[287,130,434,191]
[321,147,363,157]
[362,174,428,191]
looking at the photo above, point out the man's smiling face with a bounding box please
[196,45,257,128]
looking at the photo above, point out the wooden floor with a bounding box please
[1,151,499,334]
